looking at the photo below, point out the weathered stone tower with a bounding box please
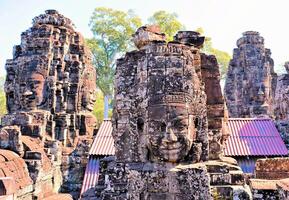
[0,10,97,199]
[114,27,209,164]
[89,26,251,200]
[274,62,289,147]
[224,31,277,118]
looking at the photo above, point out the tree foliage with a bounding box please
[87,7,142,118]
[92,91,112,127]
[87,7,142,97]
[0,76,6,117]
[196,27,231,79]
[148,11,185,41]
[86,8,230,121]
[0,91,6,117]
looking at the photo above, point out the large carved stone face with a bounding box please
[81,66,97,112]
[19,71,46,110]
[82,90,96,111]
[147,105,195,162]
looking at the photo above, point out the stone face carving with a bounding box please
[224,31,277,118]
[0,10,97,199]
[18,59,48,110]
[89,26,251,200]
[3,9,97,143]
[147,103,195,163]
[113,29,209,165]
[80,65,97,112]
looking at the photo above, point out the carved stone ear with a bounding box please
[194,117,200,129]
[38,78,49,109]
[137,118,144,133]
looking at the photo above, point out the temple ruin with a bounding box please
[0,10,97,199]
[274,62,289,147]
[224,31,277,118]
[84,26,251,200]
[1,7,289,200]
[223,31,289,199]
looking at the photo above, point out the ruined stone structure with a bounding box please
[249,158,289,199]
[224,31,277,118]
[0,10,97,199]
[85,26,251,200]
[201,54,229,160]
[274,62,289,147]
[223,31,289,200]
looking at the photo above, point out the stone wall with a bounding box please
[249,158,289,199]
[0,10,97,199]
[255,157,289,180]
[224,31,277,118]
[249,179,279,200]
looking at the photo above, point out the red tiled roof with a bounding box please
[42,194,73,200]
[80,158,99,196]
[224,118,288,156]
[89,119,115,156]
[0,149,33,190]
[0,177,16,195]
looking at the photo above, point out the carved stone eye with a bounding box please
[160,122,166,132]
[137,118,144,132]
[174,121,186,131]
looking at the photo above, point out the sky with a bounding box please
[0,0,288,75]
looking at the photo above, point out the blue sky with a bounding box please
[0,0,289,75]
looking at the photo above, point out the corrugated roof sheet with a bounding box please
[224,118,288,156]
[89,119,115,156]
[80,158,100,196]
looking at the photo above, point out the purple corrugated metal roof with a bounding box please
[89,119,115,156]
[224,118,288,156]
[80,158,99,196]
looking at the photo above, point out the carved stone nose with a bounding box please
[164,129,178,142]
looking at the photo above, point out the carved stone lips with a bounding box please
[160,142,182,151]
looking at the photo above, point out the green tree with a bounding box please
[0,91,6,116]
[87,7,142,118]
[92,91,112,127]
[0,76,6,117]
[196,27,231,79]
[148,11,185,41]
